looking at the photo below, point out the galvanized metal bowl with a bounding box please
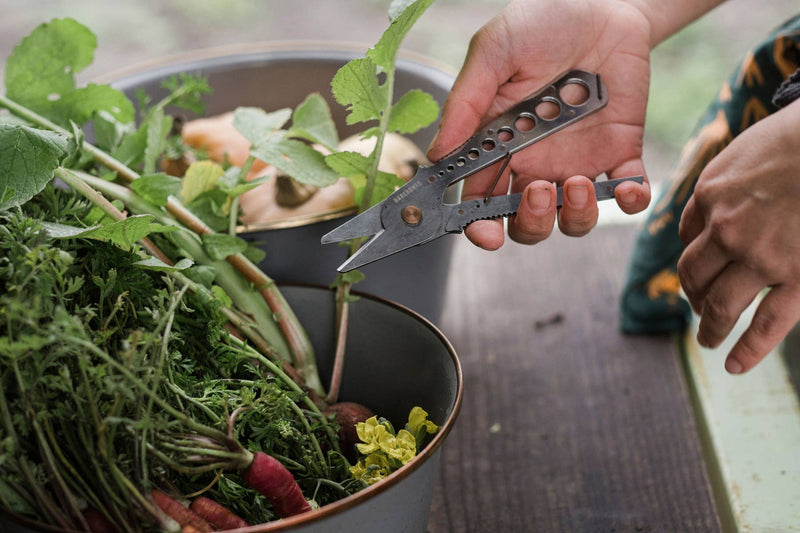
[1,285,462,533]
[98,43,459,324]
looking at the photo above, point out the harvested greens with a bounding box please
[0,0,442,530]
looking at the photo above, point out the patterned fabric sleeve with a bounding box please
[774,66,800,107]
[619,14,800,335]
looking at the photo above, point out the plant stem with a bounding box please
[11,360,85,530]
[52,168,172,265]
[326,282,351,404]
[77,171,327,396]
[226,334,341,454]
[328,65,398,404]
[70,337,233,444]
[71,171,318,387]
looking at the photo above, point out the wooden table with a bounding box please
[427,223,721,532]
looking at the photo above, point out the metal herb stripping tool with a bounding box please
[321,70,644,272]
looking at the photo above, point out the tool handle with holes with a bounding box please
[419,70,607,195]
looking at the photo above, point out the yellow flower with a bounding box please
[388,429,417,465]
[350,453,393,485]
[354,418,417,465]
[350,407,440,485]
[407,407,439,437]
[354,416,393,455]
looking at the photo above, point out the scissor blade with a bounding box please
[320,203,384,244]
[336,228,439,272]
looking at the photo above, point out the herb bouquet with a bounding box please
[0,1,459,531]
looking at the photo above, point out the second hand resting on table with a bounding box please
[428,0,800,374]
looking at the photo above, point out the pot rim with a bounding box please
[92,40,456,232]
[92,40,457,86]
[3,284,463,533]
[236,206,357,233]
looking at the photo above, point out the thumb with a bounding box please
[427,27,512,162]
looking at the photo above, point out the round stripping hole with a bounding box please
[535,99,561,120]
[482,139,496,151]
[559,80,590,106]
[468,148,480,160]
[497,127,514,143]
[514,113,535,132]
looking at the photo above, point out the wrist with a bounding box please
[621,0,728,48]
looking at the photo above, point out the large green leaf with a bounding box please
[330,57,387,126]
[250,136,340,187]
[5,18,134,127]
[287,93,339,151]
[0,124,68,209]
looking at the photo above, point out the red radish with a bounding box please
[151,489,213,533]
[190,496,250,529]
[323,402,375,461]
[242,451,311,518]
[83,508,117,533]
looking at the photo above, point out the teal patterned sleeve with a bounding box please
[620,14,800,335]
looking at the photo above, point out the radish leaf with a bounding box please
[233,106,291,146]
[181,160,226,204]
[331,57,387,126]
[41,214,166,250]
[5,19,134,127]
[326,151,403,208]
[129,173,182,206]
[0,124,69,209]
[134,257,194,271]
[202,233,249,260]
[250,136,340,187]
[388,89,438,133]
[287,93,339,151]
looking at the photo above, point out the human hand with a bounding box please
[428,0,653,249]
[678,99,800,374]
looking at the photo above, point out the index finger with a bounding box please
[427,43,506,162]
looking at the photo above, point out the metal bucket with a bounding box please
[99,43,459,324]
[1,285,463,533]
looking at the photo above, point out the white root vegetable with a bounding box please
[181,112,429,227]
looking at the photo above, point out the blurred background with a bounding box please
[1,0,798,190]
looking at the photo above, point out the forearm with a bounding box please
[623,0,729,47]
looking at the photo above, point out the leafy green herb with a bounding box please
[5,18,134,127]
[329,0,438,210]
[0,124,69,209]
[0,2,440,528]
[129,172,182,207]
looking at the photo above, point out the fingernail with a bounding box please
[621,190,637,205]
[528,186,551,214]
[567,184,588,208]
[725,357,743,374]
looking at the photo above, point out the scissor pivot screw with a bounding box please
[401,205,422,226]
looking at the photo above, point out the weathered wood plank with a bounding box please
[428,224,719,532]
[682,304,800,532]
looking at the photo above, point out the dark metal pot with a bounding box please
[1,285,462,533]
[98,43,459,324]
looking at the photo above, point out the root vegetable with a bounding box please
[324,402,375,461]
[151,490,213,533]
[82,508,117,533]
[241,451,311,518]
[189,496,250,530]
[337,132,428,182]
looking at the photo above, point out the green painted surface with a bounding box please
[681,302,800,532]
